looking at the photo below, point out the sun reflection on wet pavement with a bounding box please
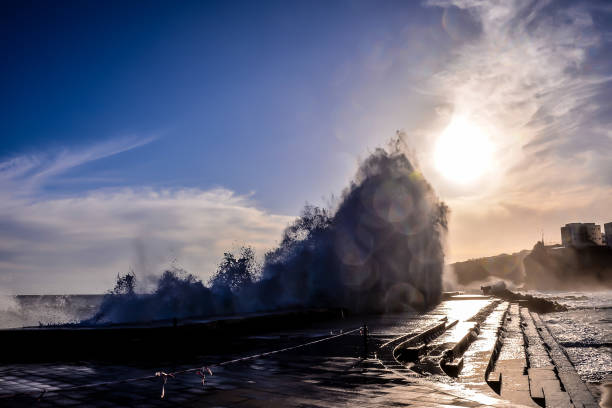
[0,298,541,407]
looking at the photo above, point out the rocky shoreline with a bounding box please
[481,283,567,313]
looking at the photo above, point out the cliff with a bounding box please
[451,250,530,287]
[451,243,612,290]
[523,242,612,290]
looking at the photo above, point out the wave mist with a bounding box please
[87,139,448,324]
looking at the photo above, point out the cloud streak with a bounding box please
[0,136,158,197]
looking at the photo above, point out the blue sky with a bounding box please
[1,0,446,212]
[1,0,611,293]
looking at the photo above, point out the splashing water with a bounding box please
[247,146,448,313]
[88,140,448,324]
[0,295,103,328]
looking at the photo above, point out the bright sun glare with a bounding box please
[434,116,493,184]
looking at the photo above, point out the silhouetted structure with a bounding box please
[560,222,603,247]
[605,222,612,248]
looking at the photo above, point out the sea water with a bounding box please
[0,294,103,328]
[524,290,612,384]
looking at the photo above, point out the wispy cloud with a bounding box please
[428,0,612,186]
[424,0,612,259]
[0,138,292,293]
[0,135,158,197]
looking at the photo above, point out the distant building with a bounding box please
[605,222,612,248]
[560,223,603,247]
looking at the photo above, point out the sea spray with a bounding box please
[87,139,448,324]
[88,268,216,324]
[0,295,102,328]
[247,146,448,313]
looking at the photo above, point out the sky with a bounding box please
[1,0,611,293]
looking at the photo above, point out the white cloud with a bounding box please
[419,0,612,260]
[427,0,608,171]
[0,140,292,294]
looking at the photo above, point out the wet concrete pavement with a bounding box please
[0,298,568,407]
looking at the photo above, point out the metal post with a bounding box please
[362,323,369,358]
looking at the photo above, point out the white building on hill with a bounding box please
[560,223,603,247]
[605,222,612,248]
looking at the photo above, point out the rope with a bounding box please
[0,326,363,400]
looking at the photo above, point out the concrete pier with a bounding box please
[0,298,600,407]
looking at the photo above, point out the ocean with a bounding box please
[523,290,612,384]
[0,294,103,328]
[0,291,610,386]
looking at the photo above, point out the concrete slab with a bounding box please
[0,303,540,408]
[531,313,598,408]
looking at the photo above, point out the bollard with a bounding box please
[362,323,369,358]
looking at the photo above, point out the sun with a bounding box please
[434,116,493,184]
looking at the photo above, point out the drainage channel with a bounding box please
[394,299,501,378]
